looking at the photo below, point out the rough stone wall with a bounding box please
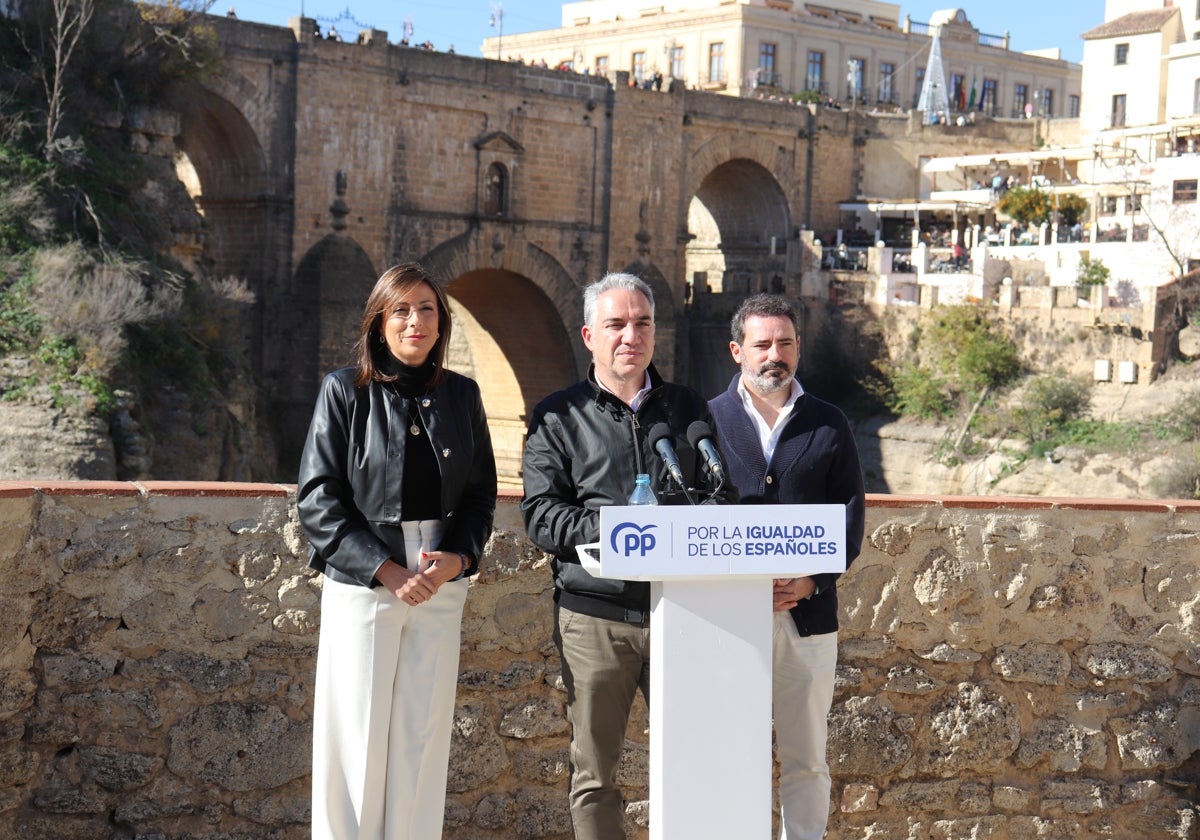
[0,483,1196,839]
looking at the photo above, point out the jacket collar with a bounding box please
[588,363,664,410]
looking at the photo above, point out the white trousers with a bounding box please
[311,520,468,840]
[773,613,838,840]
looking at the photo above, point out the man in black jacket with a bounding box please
[708,293,865,840]
[522,272,721,840]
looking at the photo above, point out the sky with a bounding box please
[221,0,1106,64]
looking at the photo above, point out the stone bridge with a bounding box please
[172,15,867,482]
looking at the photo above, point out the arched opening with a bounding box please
[685,158,792,397]
[445,268,576,488]
[685,159,791,296]
[281,236,378,472]
[169,86,270,283]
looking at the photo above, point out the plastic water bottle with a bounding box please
[628,473,658,505]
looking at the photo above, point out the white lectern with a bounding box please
[580,503,846,839]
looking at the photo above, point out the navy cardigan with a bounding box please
[709,374,866,636]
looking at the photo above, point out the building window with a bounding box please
[806,50,824,92]
[1115,43,1129,65]
[982,78,997,115]
[1014,83,1028,117]
[1128,194,1142,213]
[1194,78,1200,114]
[914,67,925,107]
[848,58,865,100]
[596,55,609,77]
[669,46,683,79]
[1112,93,1126,127]
[484,162,508,216]
[1042,88,1054,117]
[759,42,777,86]
[633,51,646,84]
[879,62,895,104]
[1069,94,1080,117]
[1100,197,1117,215]
[1173,179,1198,202]
[708,42,725,84]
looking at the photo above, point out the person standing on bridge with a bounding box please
[709,293,864,840]
[298,262,497,839]
[521,271,730,840]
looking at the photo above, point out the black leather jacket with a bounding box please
[521,364,729,623]
[297,366,497,587]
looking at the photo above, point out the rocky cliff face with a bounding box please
[859,418,1178,498]
[0,356,277,482]
[857,364,1200,499]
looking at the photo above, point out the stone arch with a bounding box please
[422,228,584,486]
[168,84,270,284]
[281,235,378,471]
[683,152,793,297]
[684,131,798,203]
[681,138,795,397]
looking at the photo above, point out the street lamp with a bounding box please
[489,3,503,60]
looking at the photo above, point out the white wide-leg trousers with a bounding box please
[311,520,468,840]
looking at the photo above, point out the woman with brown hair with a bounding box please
[298,262,497,839]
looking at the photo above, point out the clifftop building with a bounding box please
[484,0,1081,118]
[1081,0,1200,152]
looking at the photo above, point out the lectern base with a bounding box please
[648,578,773,839]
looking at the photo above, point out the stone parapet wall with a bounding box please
[0,482,1196,839]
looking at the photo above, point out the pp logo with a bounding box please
[611,522,658,557]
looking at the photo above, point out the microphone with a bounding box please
[648,422,686,489]
[687,421,726,484]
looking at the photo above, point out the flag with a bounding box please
[958,82,966,111]
[968,76,977,110]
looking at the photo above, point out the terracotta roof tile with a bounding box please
[1082,8,1179,40]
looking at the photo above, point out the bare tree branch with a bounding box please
[42,0,95,156]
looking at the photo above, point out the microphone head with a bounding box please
[686,420,713,448]
[648,422,673,448]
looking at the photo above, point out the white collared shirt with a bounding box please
[598,370,653,412]
[737,376,804,464]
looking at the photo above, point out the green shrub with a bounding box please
[923,305,1021,394]
[0,267,42,352]
[1152,449,1200,499]
[885,305,1021,421]
[1057,193,1088,227]
[889,361,951,419]
[1076,255,1111,289]
[1010,373,1091,445]
[1152,388,1200,441]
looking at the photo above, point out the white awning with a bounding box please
[922,147,1093,174]
[842,198,993,213]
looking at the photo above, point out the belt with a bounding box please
[556,590,650,626]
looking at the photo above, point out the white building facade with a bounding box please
[485,0,1082,118]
